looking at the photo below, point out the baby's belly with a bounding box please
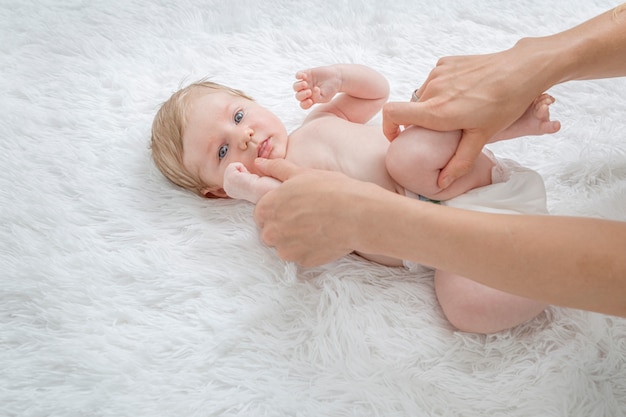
[287,123,401,193]
[343,159,401,194]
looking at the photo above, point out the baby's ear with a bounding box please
[202,187,228,199]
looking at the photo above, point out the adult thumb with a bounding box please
[437,130,487,189]
[254,158,303,182]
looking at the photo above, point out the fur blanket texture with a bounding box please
[2,0,626,416]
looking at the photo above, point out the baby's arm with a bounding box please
[223,162,281,204]
[294,64,389,124]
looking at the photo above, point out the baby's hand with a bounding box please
[293,66,342,110]
[223,162,281,204]
[223,162,259,202]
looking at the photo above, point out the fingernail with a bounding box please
[441,176,453,189]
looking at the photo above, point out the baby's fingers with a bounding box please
[225,162,247,175]
[294,88,312,102]
[299,99,314,110]
[295,70,308,82]
[292,78,309,92]
[310,86,324,102]
[294,89,314,109]
[292,71,310,92]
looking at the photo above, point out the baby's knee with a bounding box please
[386,138,416,181]
[435,274,546,334]
[386,132,435,183]
[439,298,503,334]
[442,299,547,334]
[387,127,460,173]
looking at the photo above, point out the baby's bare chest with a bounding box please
[286,118,398,190]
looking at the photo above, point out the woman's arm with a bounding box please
[253,159,626,317]
[382,3,626,188]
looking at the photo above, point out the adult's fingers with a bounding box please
[437,129,488,189]
[382,101,445,142]
[254,158,304,182]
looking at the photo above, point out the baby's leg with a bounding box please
[434,269,547,333]
[386,126,494,201]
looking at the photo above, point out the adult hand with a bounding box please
[253,158,371,267]
[383,44,554,189]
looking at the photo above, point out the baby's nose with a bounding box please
[239,128,254,150]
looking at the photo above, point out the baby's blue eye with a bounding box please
[234,110,243,124]
[218,144,228,160]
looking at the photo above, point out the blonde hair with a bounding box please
[151,80,253,197]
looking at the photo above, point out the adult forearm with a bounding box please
[520,4,626,88]
[567,3,626,81]
[254,160,626,317]
[352,190,626,317]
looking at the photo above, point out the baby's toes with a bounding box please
[536,93,555,103]
[533,102,549,121]
[535,97,558,122]
[544,120,561,134]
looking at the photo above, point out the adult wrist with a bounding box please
[344,183,394,254]
[510,36,571,93]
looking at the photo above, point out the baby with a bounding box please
[152,64,561,333]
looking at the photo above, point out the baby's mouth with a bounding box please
[257,138,272,158]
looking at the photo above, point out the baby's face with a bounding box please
[182,91,289,197]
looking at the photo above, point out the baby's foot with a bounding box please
[496,94,561,141]
[510,94,561,136]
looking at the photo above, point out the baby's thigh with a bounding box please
[387,126,461,172]
[385,126,461,196]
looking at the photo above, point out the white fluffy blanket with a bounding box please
[2,1,626,416]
